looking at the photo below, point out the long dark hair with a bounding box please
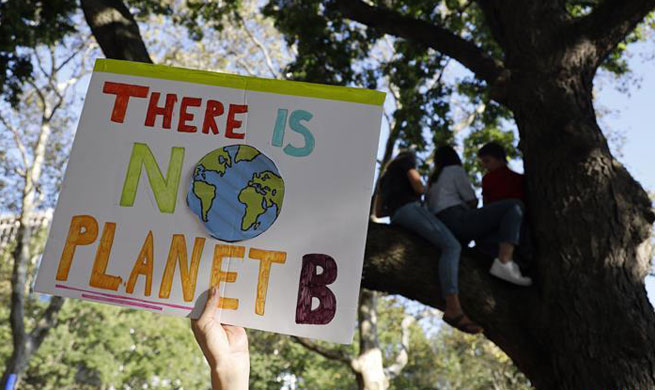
[428,145,462,185]
[383,150,416,175]
[376,151,417,213]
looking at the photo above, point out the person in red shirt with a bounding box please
[477,142,534,268]
[478,142,524,205]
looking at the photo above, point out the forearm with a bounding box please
[211,370,222,390]
[407,169,425,194]
[192,287,250,390]
[373,195,382,217]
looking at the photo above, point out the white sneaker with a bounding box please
[489,258,532,286]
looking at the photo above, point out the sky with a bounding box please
[594,41,655,301]
[597,41,655,193]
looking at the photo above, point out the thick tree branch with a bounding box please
[80,0,152,63]
[572,0,655,66]
[333,0,505,86]
[362,222,545,381]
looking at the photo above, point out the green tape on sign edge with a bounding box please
[94,59,386,106]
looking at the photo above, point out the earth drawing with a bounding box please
[186,144,285,242]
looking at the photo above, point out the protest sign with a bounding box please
[34,59,385,343]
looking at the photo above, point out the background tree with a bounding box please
[0,0,77,106]
[292,290,417,390]
[18,303,209,390]
[0,34,96,387]
[246,295,531,390]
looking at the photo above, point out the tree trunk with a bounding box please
[1,155,37,389]
[2,197,35,389]
[507,68,655,389]
[80,0,152,63]
[1,84,66,390]
[351,290,388,390]
[1,308,27,389]
[361,49,655,390]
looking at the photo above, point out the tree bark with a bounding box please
[363,223,546,380]
[352,290,388,390]
[80,0,152,63]
[508,69,655,390]
[1,124,65,389]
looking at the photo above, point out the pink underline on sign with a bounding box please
[55,284,194,310]
[81,293,163,310]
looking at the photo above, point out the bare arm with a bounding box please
[454,166,477,208]
[372,192,384,218]
[407,169,425,195]
[192,287,250,390]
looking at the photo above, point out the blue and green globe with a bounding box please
[186,144,285,242]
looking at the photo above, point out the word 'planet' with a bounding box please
[187,144,285,242]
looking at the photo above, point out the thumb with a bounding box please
[194,286,219,329]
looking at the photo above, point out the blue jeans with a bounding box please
[437,199,524,246]
[391,201,461,296]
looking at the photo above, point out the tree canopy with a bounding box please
[0,0,77,106]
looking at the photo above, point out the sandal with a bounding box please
[443,314,483,335]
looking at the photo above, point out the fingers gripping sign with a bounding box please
[192,287,250,390]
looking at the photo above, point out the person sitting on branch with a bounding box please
[426,145,532,286]
[374,151,482,334]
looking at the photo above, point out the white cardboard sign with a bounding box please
[34,59,384,343]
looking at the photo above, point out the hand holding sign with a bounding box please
[34,59,384,343]
[192,287,250,390]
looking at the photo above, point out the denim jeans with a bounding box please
[391,201,461,296]
[437,199,524,246]
[476,215,534,272]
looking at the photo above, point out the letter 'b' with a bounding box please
[295,253,337,325]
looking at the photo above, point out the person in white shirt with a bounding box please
[374,151,482,334]
[426,145,532,286]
